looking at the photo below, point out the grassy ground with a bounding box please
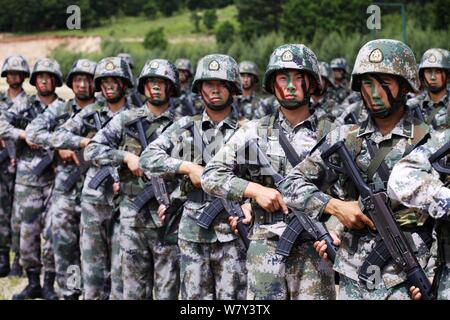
[33,6,238,41]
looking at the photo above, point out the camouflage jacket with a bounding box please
[332,79,351,104]
[235,92,264,120]
[139,109,240,243]
[279,111,432,289]
[406,88,450,131]
[0,94,64,187]
[172,89,203,118]
[254,95,277,120]
[388,128,450,271]
[311,96,344,122]
[0,90,28,108]
[51,100,133,205]
[201,109,335,241]
[85,105,178,228]
[335,99,368,126]
[27,98,82,194]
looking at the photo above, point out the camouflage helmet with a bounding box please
[239,60,260,83]
[30,58,63,87]
[192,54,242,95]
[418,48,450,80]
[1,55,30,77]
[330,57,348,73]
[138,59,181,97]
[66,59,97,89]
[117,53,134,69]
[175,58,194,77]
[263,44,321,94]
[351,39,419,93]
[318,61,334,87]
[94,57,134,92]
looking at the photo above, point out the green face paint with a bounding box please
[274,70,309,110]
[145,77,169,107]
[201,80,232,111]
[361,75,392,119]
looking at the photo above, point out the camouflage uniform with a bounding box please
[173,59,203,117]
[406,48,450,131]
[387,128,450,299]
[235,61,264,121]
[0,55,30,276]
[53,57,134,299]
[0,58,65,299]
[43,59,97,299]
[330,58,351,104]
[85,59,181,300]
[280,40,432,300]
[139,54,247,300]
[202,44,336,300]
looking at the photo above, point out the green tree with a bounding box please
[143,1,159,19]
[190,10,201,32]
[216,21,235,44]
[203,9,218,31]
[143,27,168,50]
[236,0,284,40]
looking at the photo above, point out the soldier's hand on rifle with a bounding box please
[57,149,80,165]
[10,158,16,168]
[18,130,27,140]
[325,199,375,230]
[80,138,91,149]
[158,204,167,223]
[0,139,4,148]
[313,230,341,261]
[179,161,204,188]
[113,182,120,194]
[124,152,143,176]
[228,203,252,235]
[410,286,422,300]
[25,137,39,150]
[244,182,289,214]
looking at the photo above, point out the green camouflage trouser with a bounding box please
[0,166,14,254]
[110,218,123,300]
[338,274,411,300]
[178,238,247,300]
[246,238,336,300]
[15,183,55,273]
[80,201,114,300]
[50,191,81,297]
[121,223,180,300]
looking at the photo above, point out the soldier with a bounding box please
[0,58,65,299]
[330,57,351,104]
[201,44,336,300]
[387,128,450,300]
[85,59,181,300]
[173,58,203,117]
[36,59,96,299]
[235,60,264,121]
[51,57,134,299]
[139,54,247,300]
[312,61,343,122]
[118,53,145,110]
[280,39,433,300]
[406,48,450,131]
[0,55,30,277]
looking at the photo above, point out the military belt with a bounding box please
[254,207,288,225]
[121,182,144,197]
[186,188,214,203]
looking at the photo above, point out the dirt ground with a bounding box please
[0,34,101,69]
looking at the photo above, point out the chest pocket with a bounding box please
[121,135,142,155]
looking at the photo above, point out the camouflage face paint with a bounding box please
[200,80,232,111]
[72,74,95,101]
[100,77,125,103]
[274,70,309,110]
[144,77,169,107]
[35,72,56,96]
[424,68,447,93]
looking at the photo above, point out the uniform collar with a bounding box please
[422,88,450,108]
[357,110,414,139]
[201,108,238,131]
[276,108,316,133]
